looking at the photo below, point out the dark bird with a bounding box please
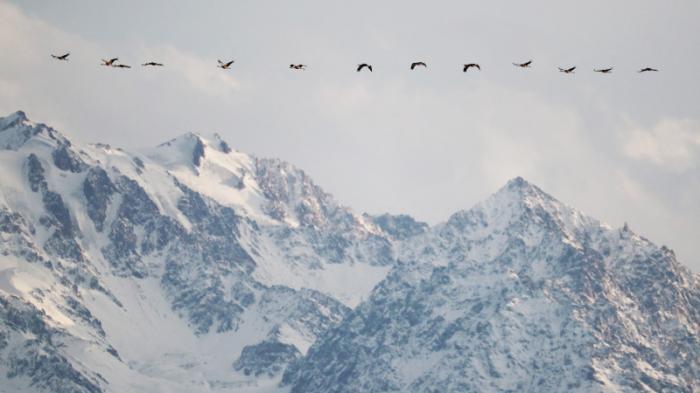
[513,60,532,68]
[289,64,307,70]
[594,67,613,74]
[114,64,131,69]
[463,63,481,72]
[639,67,659,73]
[357,63,372,72]
[410,62,427,70]
[101,58,119,66]
[218,60,234,69]
[558,66,576,74]
[51,53,70,61]
[142,62,164,67]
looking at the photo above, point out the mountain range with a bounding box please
[0,111,697,393]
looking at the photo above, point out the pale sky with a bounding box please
[1,1,699,271]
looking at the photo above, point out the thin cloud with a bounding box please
[620,119,700,171]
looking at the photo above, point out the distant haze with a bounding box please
[1,1,699,271]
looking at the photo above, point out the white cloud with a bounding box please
[620,119,700,171]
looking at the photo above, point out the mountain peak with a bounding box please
[443,176,600,253]
[500,176,550,202]
[0,110,29,131]
[0,110,73,151]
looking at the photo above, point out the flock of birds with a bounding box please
[50,53,660,74]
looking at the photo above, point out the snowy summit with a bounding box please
[0,111,698,393]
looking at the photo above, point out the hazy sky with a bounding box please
[1,1,699,271]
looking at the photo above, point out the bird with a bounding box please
[463,63,481,72]
[357,63,372,72]
[114,64,131,69]
[51,53,70,61]
[513,60,532,68]
[410,62,427,70]
[218,60,234,69]
[101,58,119,66]
[594,67,613,74]
[639,67,659,73]
[289,64,307,70]
[558,66,576,74]
[142,62,164,67]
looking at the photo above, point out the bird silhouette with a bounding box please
[558,66,576,74]
[289,64,307,70]
[639,67,659,73]
[218,60,234,69]
[594,67,613,74]
[114,64,131,69]
[357,63,372,72]
[410,62,427,70]
[463,63,481,72]
[513,60,532,68]
[51,53,70,61]
[101,58,119,66]
[142,62,164,67]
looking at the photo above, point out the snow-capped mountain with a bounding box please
[283,178,700,393]
[0,111,396,392]
[1,111,698,393]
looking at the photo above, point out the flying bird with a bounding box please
[218,60,234,69]
[357,63,372,72]
[101,58,119,66]
[558,66,576,74]
[513,60,532,68]
[639,67,659,73]
[51,53,70,61]
[114,64,131,69]
[289,64,307,70]
[463,63,480,72]
[142,62,164,67]
[410,62,427,70]
[594,67,613,74]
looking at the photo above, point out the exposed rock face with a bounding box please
[0,112,398,392]
[1,112,698,393]
[83,167,116,232]
[283,178,700,393]
[235,341,301,377]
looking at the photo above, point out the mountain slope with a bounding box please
[0,111,397,392]
[283,178,700,393]
[1,111,698,393]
